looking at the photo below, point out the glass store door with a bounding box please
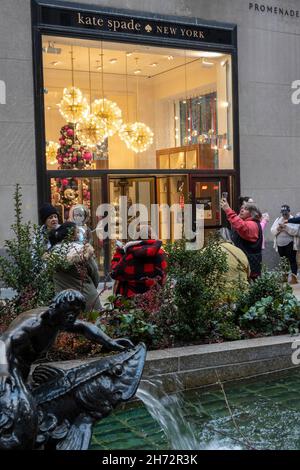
[109,177,155,240]
[191,176,231,230]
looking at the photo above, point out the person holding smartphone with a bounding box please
[220,195,263,280]
[270,205,299,284]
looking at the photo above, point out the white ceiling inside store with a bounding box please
[42,35,225,78]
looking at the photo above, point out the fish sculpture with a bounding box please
[0,289,146,450]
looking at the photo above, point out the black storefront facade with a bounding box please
[31,0,240,275]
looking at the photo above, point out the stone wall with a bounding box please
[0,0,37,244]
[143,334,300,392]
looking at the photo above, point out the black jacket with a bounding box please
[287,216,300,224]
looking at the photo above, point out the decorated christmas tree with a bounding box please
[56,123,93,169]
[52,177,91,220]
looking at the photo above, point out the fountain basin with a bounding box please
[143,334,300,393]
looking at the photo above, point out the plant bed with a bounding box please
[1,187,299,361]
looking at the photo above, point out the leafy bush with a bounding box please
[0,185,54,311]
[98,294,158,347]
[99,239,298,348]
[237,263,291,314]
[163,238,230,341]
[0,299,18,334]
[239,292,300,336]
[213,320,242,341]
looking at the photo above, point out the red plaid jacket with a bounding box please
[110,240,167,298]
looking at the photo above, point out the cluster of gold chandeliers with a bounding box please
[92,98,123,138]
[58,87,153,152]
[118,123,134,147]
[58,87,89,124]
[76,114,106,147]
[119,122,154,153]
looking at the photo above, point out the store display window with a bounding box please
[43,36,234,172]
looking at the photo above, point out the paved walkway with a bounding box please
[292,283,300,301]
[98,282,113,307]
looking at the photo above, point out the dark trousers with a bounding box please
[278,242,298,275]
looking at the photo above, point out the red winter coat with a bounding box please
[110,240,167,298]
[224,208,259,242]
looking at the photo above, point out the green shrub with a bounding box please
[239,292,300,336]
[0,185,54,311]
[237,264,291,314]
[163,238,231,342]
[97,295,158,347]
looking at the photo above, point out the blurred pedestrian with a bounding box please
[271,205,299,284]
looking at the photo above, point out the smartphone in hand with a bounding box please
[221,192,228,200]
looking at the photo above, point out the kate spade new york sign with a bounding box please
[76,12,206,39]
[40,6,233,45]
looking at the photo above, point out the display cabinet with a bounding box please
[156,144,215,170]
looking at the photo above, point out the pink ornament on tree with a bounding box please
[84,152,92,161]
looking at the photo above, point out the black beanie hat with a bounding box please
[39,203,59,225]
[280,204,290,213]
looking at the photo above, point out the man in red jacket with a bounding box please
[110,226,167,298]
[221,199,263,280]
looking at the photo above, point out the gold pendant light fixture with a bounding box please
[58,46,89,123]
[119,56,153,153]
[56,43,153,152]
[46,141,59,165]
[129,59,154,153]
[92,97,123,138]
[76,48,106,147]
[127,121,154,153]
[76,113,105,147]
[119,52,134,148]
[119,122,134,148]
[92,42,123,138]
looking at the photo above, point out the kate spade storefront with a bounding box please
[31,0,240,275]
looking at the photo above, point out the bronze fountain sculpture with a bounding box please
[0,289,146,450]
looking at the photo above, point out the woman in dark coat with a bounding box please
[49,222,101,312]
